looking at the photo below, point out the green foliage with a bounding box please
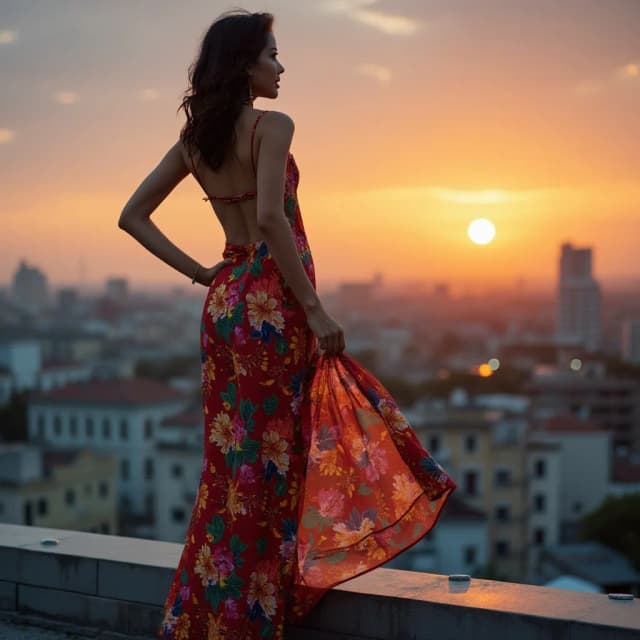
[580,493,640,570]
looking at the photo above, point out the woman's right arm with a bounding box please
[256,112,345,355]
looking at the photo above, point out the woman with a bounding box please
[120,9,455,639]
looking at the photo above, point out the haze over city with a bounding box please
[2,0,640,291]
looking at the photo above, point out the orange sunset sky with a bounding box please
[1,0,639,292]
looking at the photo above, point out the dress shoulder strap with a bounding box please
[187,148,210,201]
[250,110,267,176]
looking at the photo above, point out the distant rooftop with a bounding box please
[30,377,188,406]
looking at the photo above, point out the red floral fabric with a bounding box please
[157,150,456,639]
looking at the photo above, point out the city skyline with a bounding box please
[2,0,640,288]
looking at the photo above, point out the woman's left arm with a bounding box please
[118,141,220,285]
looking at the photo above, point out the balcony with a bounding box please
[0,523,638,639]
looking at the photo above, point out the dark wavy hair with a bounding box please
[178,9,274,171]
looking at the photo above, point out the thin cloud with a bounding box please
[0,30,18,44]
[616,62,639,80]
[138,88,161,101]
[571,80,602,97]
[0,128,16,144]
[425,187,546,204]
[54,91,80,105]
[344,185,554,203]
[355,63,392,84]
[321,0,421,36]
[574,61,639,97]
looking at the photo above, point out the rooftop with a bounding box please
[0,523,638,639]
[30,378,188,406]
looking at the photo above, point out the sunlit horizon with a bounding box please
[2,1,639,291]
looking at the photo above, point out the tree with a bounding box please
[579,493,640,570]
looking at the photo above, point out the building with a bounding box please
[538,542,640,596]
[10,259,49,314]
[411,401,530,581]
[524,440,563,582]
[387,494,488,577]
[526,366,640,453]
[556,243,601,352]
[0,332,42,391]
[528,415,611,546]
[0,443,117,534]
[621,319,640,365]
[154,408,203,543]
[27,377,190,537]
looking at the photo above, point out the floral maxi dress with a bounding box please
[157,149,456,639]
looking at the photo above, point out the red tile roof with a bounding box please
[31,377,188,406]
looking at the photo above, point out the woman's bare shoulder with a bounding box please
[260,110,295,136]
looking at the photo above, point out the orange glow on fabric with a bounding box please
[295,352,456,592]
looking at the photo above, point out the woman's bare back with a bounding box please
[180,108,290,245]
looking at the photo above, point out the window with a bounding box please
[102,417,111,439]
[98,481,109,498]
[86,416,94,438]
[464,435,477,453]
[534,459,546,478]
[171,463,183,478]
[171,507,186,523]
[145,492,154,513]
[65,489,75,506]
[37,497,48,516]
[24,501,33,525]
[573,501,582,514]
[534,493,546,512]
[463,470,478,496]
[495,540,510,557]
[100,522,110,534]
[144,418,153,440]
[53,415,62,436]
[533,528,546,545]
[144,458,154,480]
[495,468,511,488]
[69,416,77,437]
[37,414,45,438]
[121,458,130,481]
[120,418,128,441]
[463,546,477,566]
[428,435,440,453]
[495,505,511,521]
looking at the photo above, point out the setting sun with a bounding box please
[468,218,496,245]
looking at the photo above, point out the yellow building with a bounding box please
[0,443,118,534]
[415,405,529,581]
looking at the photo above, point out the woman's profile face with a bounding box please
[249,31,285,100]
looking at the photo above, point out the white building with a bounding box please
[27,377,190,536]
[528,414,611,544]
[556,243,601,352]
[155,408,203,542]
[0,335,42,391]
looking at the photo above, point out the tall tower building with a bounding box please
[11,259,49,314]
[556,243,601,352]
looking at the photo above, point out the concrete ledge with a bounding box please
[1,523,638,639]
